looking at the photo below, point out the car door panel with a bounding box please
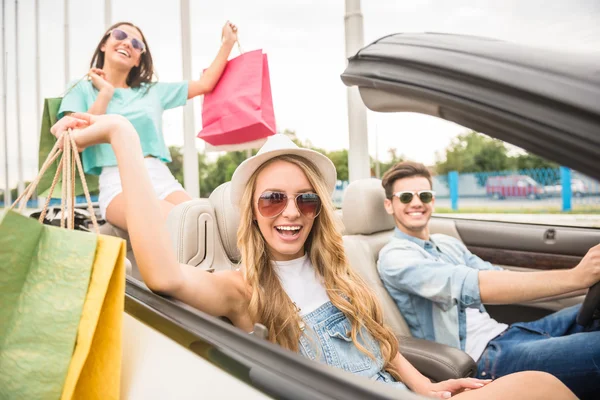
[121,313,271,400]
[430,216,598,322]
[468,246,582,271]
[455,219,600,257]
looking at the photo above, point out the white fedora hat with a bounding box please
[230,134,337,207]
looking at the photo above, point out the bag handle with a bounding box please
[60,74,89,98]
[10,129,100,233]
[236,40,244,54]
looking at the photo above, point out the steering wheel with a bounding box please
[576,281,600,327]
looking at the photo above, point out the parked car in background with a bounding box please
[486,175,545,199]
[544,178,589,198]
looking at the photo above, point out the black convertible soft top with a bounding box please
[341,33,600,180]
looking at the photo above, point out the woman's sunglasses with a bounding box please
[107,29,146,53]
[392,190,435,204]
[257,191,322,219]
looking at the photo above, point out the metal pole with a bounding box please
[560,166,572,212]
[34,0,40,126]
[34,0,42,207]
[104,0,111,29]
[15,0,24,197]
[2,0,10,207]
[64,0,69,85]
[449,171,459,211]
[344,0,370,182]
[180,0,199,197]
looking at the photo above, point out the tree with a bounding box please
[435,131,512,175]
[168,145,223,196]
[282,129,349,181]
[282,129,302,147]
[168,146,185,185]
[327,149,349,181]
[435,131,560,175]
[200,151,249,195]
[378,148,405,177]
[514,153,558,170]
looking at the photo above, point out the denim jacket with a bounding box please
[378,228,502,351]
[299,301,407,390]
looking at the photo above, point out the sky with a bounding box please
[1,0,599,188]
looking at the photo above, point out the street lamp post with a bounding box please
[180,0,199,197]
[344,0,370,182]
[104,0,111,29]
[64,0,69,86]
[2,0,10,207]
[15,0,24,197]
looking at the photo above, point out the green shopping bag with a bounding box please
[0,210,97,399]
[37,81,99,198]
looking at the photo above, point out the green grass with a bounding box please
[435,206,600,214]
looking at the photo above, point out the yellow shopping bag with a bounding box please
[60,234,126,400]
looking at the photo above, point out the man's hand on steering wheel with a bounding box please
[573,243,600,288]
[574,243,600,327]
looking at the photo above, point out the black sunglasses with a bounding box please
[392,190,435,204]
[107,29,146,53]
[257,191,322,219]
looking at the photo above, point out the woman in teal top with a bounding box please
[59,20,238,229]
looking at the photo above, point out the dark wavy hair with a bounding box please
[90,22,154,88]
[381,161,432,199]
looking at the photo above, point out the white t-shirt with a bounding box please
[465,308,508,361]
[272,254,330,316]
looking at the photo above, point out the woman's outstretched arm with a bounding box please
[187,21,238,98]
[51,113,253,330]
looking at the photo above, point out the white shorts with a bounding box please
[98,157,185,219]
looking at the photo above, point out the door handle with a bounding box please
[544,229,556,244]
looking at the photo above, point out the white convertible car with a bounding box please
[109,33,600,399]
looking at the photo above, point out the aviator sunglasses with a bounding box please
[392,190,435,204]
[257,191,322,219]
[107,29,146,53]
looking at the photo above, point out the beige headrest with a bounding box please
[208,182,241,262]
[342,179,395,235]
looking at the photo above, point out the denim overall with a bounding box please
[298,301,407,391]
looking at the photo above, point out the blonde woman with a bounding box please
[51,113,576,399]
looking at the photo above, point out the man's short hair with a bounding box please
[381,161,432,199]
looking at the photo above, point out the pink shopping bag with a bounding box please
[198,49,276,146]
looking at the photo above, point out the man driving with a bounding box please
[378,161,600,399]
